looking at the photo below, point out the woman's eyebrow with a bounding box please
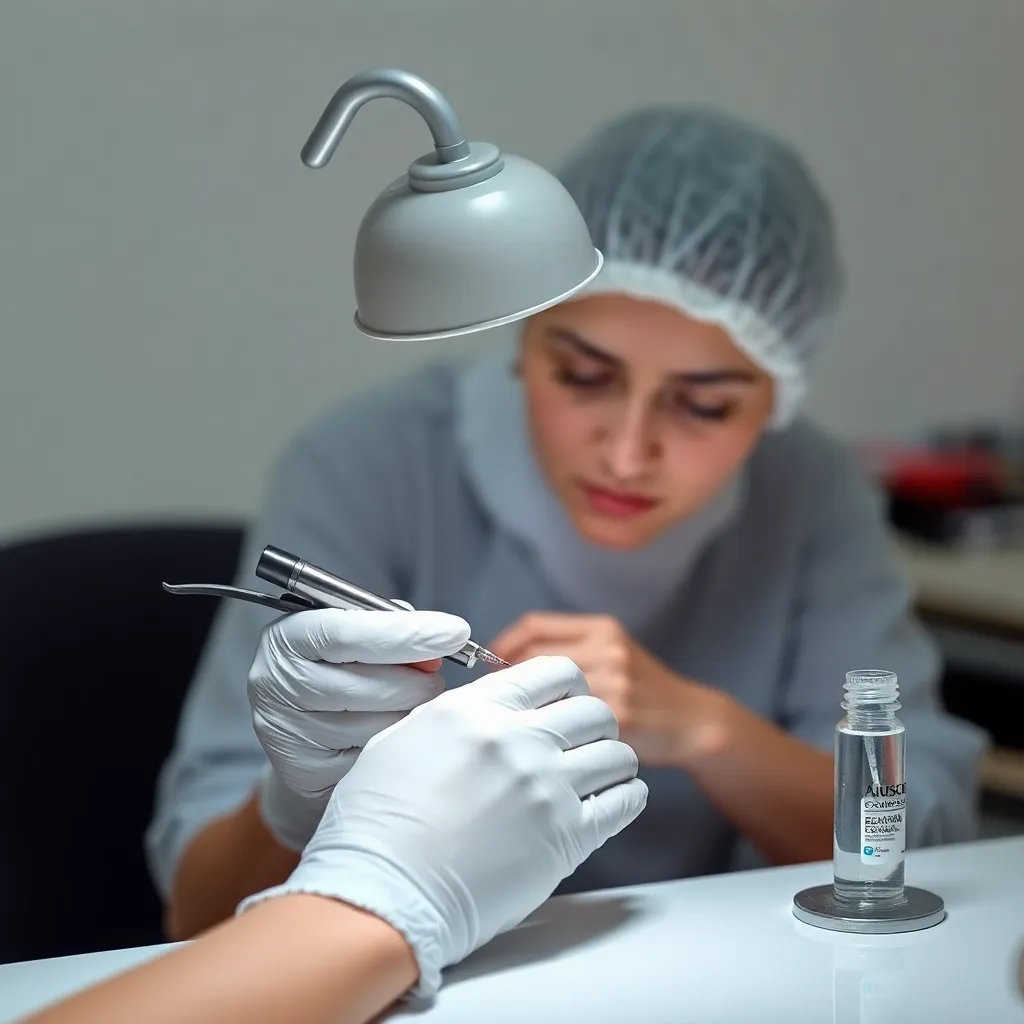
[545,326,759,385]
[673,369,760,385]
[545,326,621,367]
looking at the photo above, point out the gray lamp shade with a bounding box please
[301,69,603,341]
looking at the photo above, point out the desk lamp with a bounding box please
[301,68,603,340]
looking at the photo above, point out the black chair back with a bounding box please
[0,523,244,964]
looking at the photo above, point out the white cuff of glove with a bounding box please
[257,765,328,853]
[237,845,447,999]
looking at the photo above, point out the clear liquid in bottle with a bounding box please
[832,670,906,907]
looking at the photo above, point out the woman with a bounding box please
[26,639,646,1023]
[149,105,987,938]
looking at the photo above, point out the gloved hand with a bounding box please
[247,607,472,851]
[239,655,648,999]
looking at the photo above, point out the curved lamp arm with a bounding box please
[300,68,471,169]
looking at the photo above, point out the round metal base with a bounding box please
[792,885,946,934]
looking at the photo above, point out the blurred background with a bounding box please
[2,0,1022,540]
[1,0,1022,957]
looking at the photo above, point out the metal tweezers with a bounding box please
[162,582,323,615]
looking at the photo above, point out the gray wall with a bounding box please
[2,0,1021,539]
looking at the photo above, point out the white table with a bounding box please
[3,837,1023,1023]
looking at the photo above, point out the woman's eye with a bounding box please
[668,391,733,422]
[689,403,732,421]
[553,365,614,389]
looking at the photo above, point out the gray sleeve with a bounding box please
[145,403,414,897]
[775,439,990,850]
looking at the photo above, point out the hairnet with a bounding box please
[558,105,843,427]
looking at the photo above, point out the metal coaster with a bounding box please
[792,885,946,934]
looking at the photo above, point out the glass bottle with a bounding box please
[833,669,906,905]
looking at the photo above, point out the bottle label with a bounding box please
[860,784,906,865]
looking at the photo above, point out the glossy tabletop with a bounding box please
[3,836,1023,1023]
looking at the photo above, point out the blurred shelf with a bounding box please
[891,534,1024,639]
[981,747,1024,801]
[891,533,1024,804]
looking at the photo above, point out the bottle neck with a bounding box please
[842,700,902,732]
[842,671,901,732]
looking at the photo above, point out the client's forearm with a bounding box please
[165,791,300,940]
[683,694,834,864]
[27,895,418,1024]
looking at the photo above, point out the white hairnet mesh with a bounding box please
[557,106,843,426]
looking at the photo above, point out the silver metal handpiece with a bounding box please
[256,546,509,670]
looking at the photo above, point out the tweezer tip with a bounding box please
[476,648,511,668]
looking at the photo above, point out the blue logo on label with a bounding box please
[863,846,874,856]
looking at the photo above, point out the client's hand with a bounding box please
[491,612,721,765]
[239,655,648,999]
[248,607,471,851]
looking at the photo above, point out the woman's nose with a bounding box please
[599,404,659,480]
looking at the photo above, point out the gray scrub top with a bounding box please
[146,356,988,898]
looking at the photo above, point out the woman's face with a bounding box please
[520,294,775,549]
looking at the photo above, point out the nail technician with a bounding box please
[148,105,987,939]
[27,649,646,1024]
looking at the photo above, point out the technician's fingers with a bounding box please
[258,739,362,802]
[385,604,446,673]
[459,656,589,711]
[526,694,619,749]
[255,705,409,752]
[264,660,446,713]
[580,777,649,852]
[560,739,639,798]
[271,609,471,665]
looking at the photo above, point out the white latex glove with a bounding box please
[247,607,472,850]
[239,655,648,999]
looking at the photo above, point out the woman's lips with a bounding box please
[578,481,659,518]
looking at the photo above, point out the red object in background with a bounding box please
[885,451,1004,506]
[855,439,1020,546]
[855,440,1006,506]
